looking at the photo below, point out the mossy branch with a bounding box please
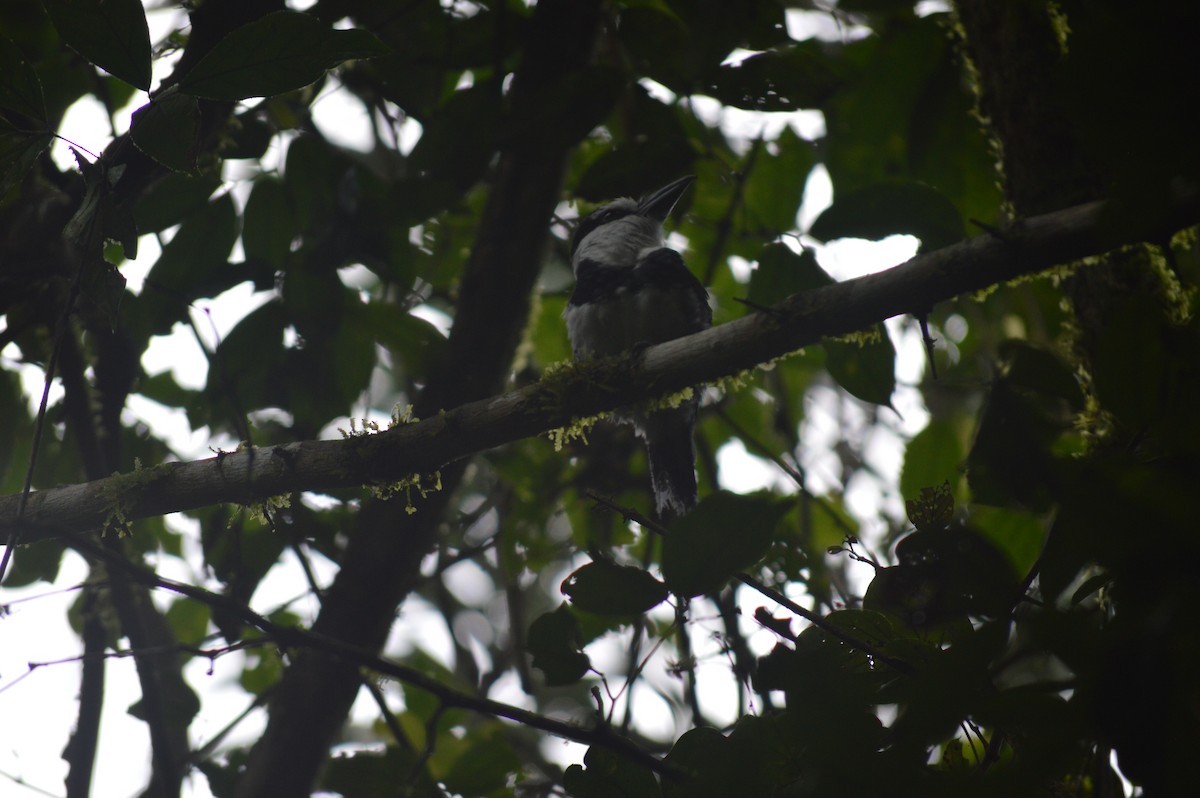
[3,189,1197,542]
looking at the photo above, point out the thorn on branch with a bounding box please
[969,217,1010,239]
[733,296,786,318]
[582,489,668,536]
[915,312,939,381]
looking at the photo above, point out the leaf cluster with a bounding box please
[1,1,1198,797]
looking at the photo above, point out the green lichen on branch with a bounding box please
[827,326,882,347]
[370,471,443,513]
[547,413,605,451]
[338,403,420,439]
[336,404,439,510]
[245,493,292,526]
[98,458,163,535]
[540,355,629,448]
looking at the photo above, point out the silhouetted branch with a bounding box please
[69,535,684,781]
[5,189,1195,544]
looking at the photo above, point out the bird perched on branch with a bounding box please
[564,176,711,521]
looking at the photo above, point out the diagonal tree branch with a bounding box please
[3,189,1196,544]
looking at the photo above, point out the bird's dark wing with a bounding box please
[633,248,712,331]
[567,257,635,307]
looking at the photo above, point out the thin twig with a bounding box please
[70,536,683,780]
[734,573,912,675]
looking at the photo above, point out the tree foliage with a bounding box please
[1,1,1198,797]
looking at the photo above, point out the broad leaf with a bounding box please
[662,727,738,798]
[0,35,48,122]
[824,327,897,407]
[0,128,53,198]
[41,0,152,90]
[561,560,668,616]
[527,604,590,686]
[132,173,221,234]
[899,421,963,502]
[662,491,789,598]
[746,242,831,307]
[130,94,201,173]
[742,126,814,235]
[564,746,659,798]
[810,180,963,252]
[242,176,293,269]
[179,12,387,101]
[706,42,845,112]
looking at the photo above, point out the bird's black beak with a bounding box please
[637,175,695,222]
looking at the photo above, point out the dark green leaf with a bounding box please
[132,172,221,234]
[221,114,275,160]
[997,340,1084,411]
[1090,296,1168,432]
[746,242,831,307]
[820,16,948,193]
[905,481,954,532]
[810,180,963,251]
[164,598,211,646]
[742,126,814,235]
[900,421,963,505]
[140,193,240,333]
[0,128,53,199]
[907,45,1004,228]
[130,94,201,173]
[561,560,668,616]
[662,491,789,597]
[824,327,896,407]
[618,1,789,95]
[104,200,138,260]
[575,86,696,202]
[2,540,64,587]
[407,83,502,188]
[239,647,284,695]
[242,176,293,269]
[706,42,845,112]
[966,363,1075,511]
[662,727,738,798]
[77,258,127,331]
[284,133,340,232]
[318,303,378,414]
[179,12,387,101]
[137,371,195,410]
[205,301,288,419]
[564,745,659,798]
[41,0,152,90]
[0,34,48,122]
[866,524,1017,627]
[821,608,901,651]
[362,306,446,379]
[969,504,1045,579]
[321,747,441,798]
[527,604,590,686]
[575,139,696,205]
[439,725,521,796]
[509,65,623,149]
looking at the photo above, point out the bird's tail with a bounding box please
[640,401,700,524]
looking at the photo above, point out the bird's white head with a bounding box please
[570,176,694,272]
